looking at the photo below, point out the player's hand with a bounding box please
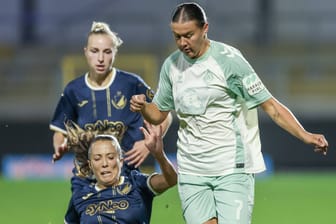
[310,133,328,156]
[52,139,68,163]
[130,94,146,112]
[303,133,328,156]
[140,120,164,159]
[124,140,150,168]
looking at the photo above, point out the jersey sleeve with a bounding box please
[135,75,154,103]
[130,170,156,197]
[119,75,154,152]
[225,51,272,109]
[153,58,175,111]
[50,86,78,133]
[64,197,80,224]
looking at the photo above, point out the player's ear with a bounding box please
[202,23,209,38]
[119,158,124,167]
[88,160,92,170]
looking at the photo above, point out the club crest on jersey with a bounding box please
[117,183,132,195]
[111,91,127,109]
[243,73,265,95]
[203,70,214,83]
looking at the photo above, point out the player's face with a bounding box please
[89,140,123,188]
[84,34,115,76]
[170,20,209,59]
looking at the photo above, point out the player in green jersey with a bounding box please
[130,2,328,224]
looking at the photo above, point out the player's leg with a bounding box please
[213,173,255,224]
[178,174,217,224]
[203,217,218,224]
[246,174,255,224]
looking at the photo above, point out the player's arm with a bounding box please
[140,121,177,194]
[159,111,173,137]
[130,94,169,125]
[52,131,68,162]
[149,152,177,194]
[260,97,328,155]
[125,111,173,168]
[50,87,75,162]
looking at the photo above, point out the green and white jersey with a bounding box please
[154,40,272,176]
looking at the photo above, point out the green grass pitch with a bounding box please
[1,172,335,223]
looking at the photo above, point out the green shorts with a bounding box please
[178,173,255,224]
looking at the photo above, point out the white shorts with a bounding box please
[178,173,255,224]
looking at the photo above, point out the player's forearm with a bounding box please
[53,132,67,151]
[154,152,177,190]
[262,98,307,142]
[159,155,177,185]
[160,112,173,137]
[275,107,308,142]
[141,102,167,125]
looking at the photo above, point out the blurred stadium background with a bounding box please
[0,0,335,223]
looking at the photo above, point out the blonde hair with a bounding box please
[65,120,124,177]
[88,21,123,50]
[88,134,123,160]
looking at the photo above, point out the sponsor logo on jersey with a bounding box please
[243,73,265,95]
[84,120,126,142]
[82,193,94,200]
[85,199,129,216]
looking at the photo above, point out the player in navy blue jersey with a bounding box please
[50,21,172,221]
[50,21,172,170]
[64,120,177,224]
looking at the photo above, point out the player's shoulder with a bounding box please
[129,169,148,178]
[65,73,86,90]
[165,49,181,64]
[116,69,140,79]
[72,182,96,201]
[210,40,250,70]
[160,49,182,72]
[115,69,145,83]
[211,40,242,57]
[128,170,148,185]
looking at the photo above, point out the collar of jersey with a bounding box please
[183,40,212,64]
[85,67,116,91]
[94,176,125,191]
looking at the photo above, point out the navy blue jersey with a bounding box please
[50,68,154,151]
[65,170,157,224]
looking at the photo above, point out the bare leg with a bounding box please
[203,217,218,224]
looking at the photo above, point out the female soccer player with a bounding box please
[130,2,328,224]
[50,21,171,169]
[64,120,177,223]
[50,21,172,221]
